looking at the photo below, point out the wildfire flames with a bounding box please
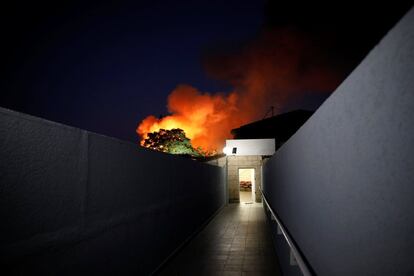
[137,28,343,154]
[137,85,246,154]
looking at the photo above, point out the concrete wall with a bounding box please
[263,9,414,276]
[227,155,262,203]
[0,107,226,275]
[224,139,275,156]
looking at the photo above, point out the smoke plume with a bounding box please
[137,27,344,152]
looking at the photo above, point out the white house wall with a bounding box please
[225,139,275,156]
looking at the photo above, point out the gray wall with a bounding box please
[226,155,263,203]
[263,8,414,276]
[0,107,225,275]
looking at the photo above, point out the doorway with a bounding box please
[238,168,255,203]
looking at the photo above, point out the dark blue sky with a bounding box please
[1,1,411,142]
[1,1,264,142]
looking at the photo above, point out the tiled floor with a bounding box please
[239,191,253,203]
[157,203,281,276]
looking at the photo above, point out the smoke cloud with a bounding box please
[137,27,344,152]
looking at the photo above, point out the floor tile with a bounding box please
[156,203,281,276]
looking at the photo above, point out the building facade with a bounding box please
[208,139,274,203]
[208,110,313,204]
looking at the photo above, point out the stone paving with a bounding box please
[157,203,281,276]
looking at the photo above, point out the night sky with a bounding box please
[1,1,412,143]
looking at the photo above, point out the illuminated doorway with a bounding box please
[238,168,255,203]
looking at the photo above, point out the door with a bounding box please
[238,168,255,203]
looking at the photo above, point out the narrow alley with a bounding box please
[2,8,414,274]
[157,203,281,276]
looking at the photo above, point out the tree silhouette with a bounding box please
[142,128,203,157]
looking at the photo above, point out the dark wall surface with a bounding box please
[0,107,225,275]
[263,8,414,276]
